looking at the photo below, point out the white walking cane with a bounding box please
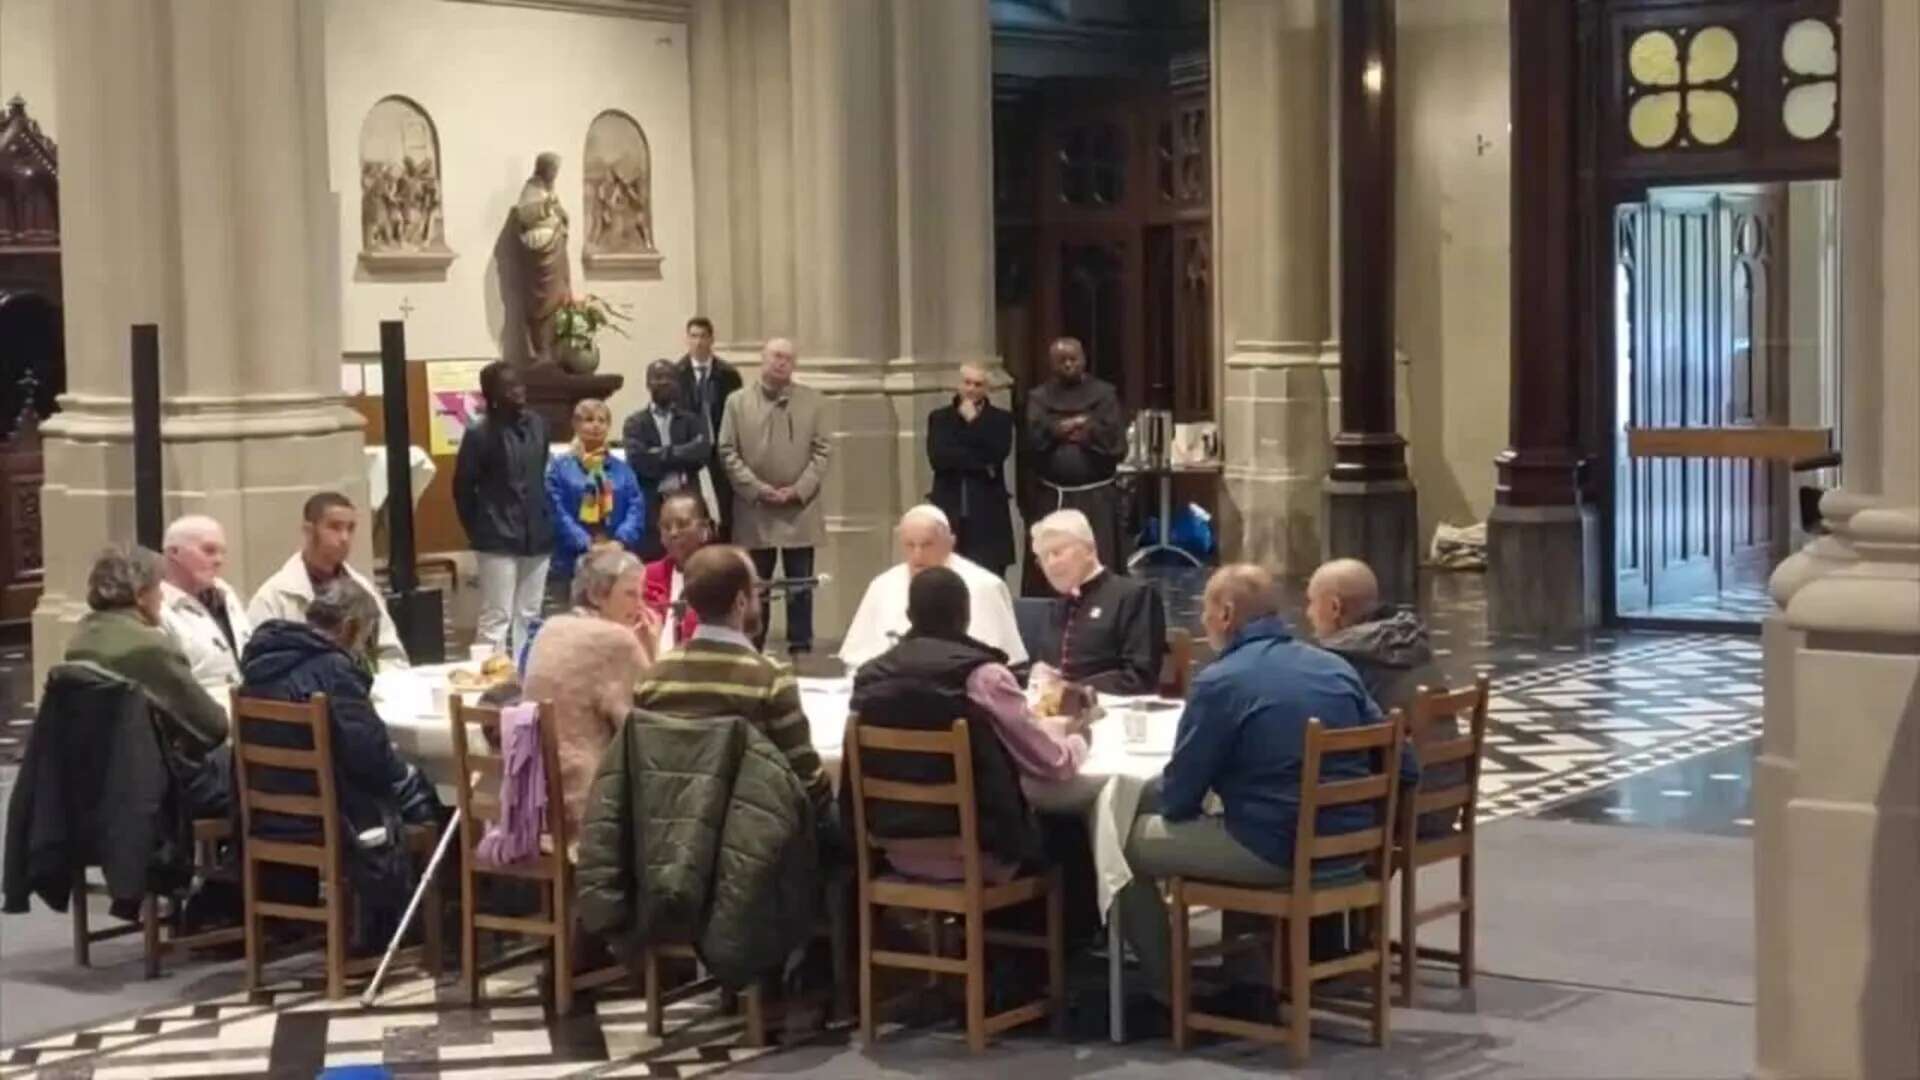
[360,809,461,1007]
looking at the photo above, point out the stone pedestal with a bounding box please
[521,365,623,442]
[1486,503,1600,634]
[1323,477,1418,608]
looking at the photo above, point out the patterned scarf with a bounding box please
[576,447,614,528]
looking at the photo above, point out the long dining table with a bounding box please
[371,663,1184,1042]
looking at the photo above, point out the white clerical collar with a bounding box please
[1071,565,1108,599]
[693,623,755,650]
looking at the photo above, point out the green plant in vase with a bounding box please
[552,293,631,374]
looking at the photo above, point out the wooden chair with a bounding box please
[70,816,243,978]
[449,697,627,1016]
[1159,628,1195,698]
[845,714,1065,1054]
[1395,676,1492,1005]
[230,691,443,999]
[1168,712,1406,1065]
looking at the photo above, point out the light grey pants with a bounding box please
[1116,788,1292,996]
[475,552,550,656]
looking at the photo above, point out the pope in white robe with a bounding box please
[838,505,1028,670]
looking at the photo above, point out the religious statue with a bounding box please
[581,110,662,276]
[356,96,453,271]
[515,152,573,365]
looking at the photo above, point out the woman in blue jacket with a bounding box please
[546,398,645,603]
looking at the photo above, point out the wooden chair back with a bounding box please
[1159,628,1195,698]
[844,715,982,891]
[448,696,569,875]
[1291,712,1406,888]
[1403,675,1492,837]
[229,692,342,868]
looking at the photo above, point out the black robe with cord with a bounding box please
[925,397,1016,578]
[1024,374,1129,578]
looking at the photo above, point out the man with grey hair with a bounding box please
[65,544,231,814]
[718,336,831,654]
[838,504,1026,670]
[1028,508,1165,694]
[925,362,1016,578]
[160,515,253,701]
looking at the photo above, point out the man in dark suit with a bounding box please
[673,315,744,539]
[623,358,713,560]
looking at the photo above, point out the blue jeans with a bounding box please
[749,546,815,652]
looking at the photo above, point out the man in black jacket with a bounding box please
[1029,509,1166,695]
[674,316,744,539]
[926,362,1016,580]
[454,361,555,657]
[624,358,713,559]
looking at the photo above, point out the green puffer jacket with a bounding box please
[575,709,819,989]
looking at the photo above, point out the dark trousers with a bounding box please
[749,546,815,652]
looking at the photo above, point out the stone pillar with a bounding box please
[1212,0,1334,574]
[1758,1,1920,1077]
[1485,0,1599,634]
[1323,0,1417,606]
[689,0,999,636]
[33,0,366,687]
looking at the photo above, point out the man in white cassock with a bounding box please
[838,505,1028,671]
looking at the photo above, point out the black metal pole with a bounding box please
[379,320,418,594]
[131,324,163,550]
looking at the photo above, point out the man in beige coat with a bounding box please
[717,337,832,654]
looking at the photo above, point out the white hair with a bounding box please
[163,514,224,552]
[899,504,952,536]
[1030,509,1095,552]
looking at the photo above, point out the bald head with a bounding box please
[1201,563,1280,647]
[1305,558,1380,638]
[898,504,955,573]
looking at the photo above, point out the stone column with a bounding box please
[1322,0,1417,606]
[1212,0,1335,574]
[33,0,366,686]
[1758,1,1920,1077]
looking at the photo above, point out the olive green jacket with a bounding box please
[63,609,229,759]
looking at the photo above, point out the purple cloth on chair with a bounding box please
[476,702,546,866]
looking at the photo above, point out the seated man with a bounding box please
[66,544,231,817]
[159,514,253,702]
[249,491,409,670]
[1028,509,1165,695]
[239,578,441,952]
[642,490,713,651]
[838,504,1026,670]
[634,544,833,819]
[1117,563,1384,998]
[848,566,1089,882]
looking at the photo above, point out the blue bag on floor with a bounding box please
[1134,502,1216,561]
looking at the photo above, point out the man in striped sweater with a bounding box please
[633,544,833,816]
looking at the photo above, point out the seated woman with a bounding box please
[642,490,713,651]
[546,398,646,604]
[848,566,1091,883]
[238,578,443,953]
[65,544,232,817]
[522,547,659,832]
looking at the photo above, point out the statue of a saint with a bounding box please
[515,152,572,365]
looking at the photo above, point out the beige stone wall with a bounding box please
[1395,0,1510,544]
[0,0,58,135]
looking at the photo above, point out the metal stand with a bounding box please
[1127,469,1203,569]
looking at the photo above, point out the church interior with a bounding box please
[0,0,1915,1077]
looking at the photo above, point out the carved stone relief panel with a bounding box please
[582,109,661,277]
[357,96,455,273]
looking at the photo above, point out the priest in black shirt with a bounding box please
[1030,508,1166,695]
[1024,337,1128,575]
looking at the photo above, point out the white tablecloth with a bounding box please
[364,445,437,513]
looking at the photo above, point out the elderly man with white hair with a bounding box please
[159,514,254,700]
[838,505,1027,670]
[1029,508,1165,695]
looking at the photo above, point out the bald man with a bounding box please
[1117,563,1385,997]
[624,357,713,558]
[1306,558,1445,715]
[838,505,1027,670]
[159,514,253,700]
[718,336,832,654]
[1025,337,1127,573]
[925,363,1016,578]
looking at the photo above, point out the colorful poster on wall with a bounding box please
[425,360,489,456]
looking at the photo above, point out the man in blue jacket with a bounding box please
[1117,562,1387,1001]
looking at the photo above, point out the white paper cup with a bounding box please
[1122,709,1147,743]
[469,644,494,663]
[431,684,450,716]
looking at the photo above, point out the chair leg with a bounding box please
[963,904,987,1054]
[325,871,348,1001]
[1371,905,1392,1046]
[71,875,90,968]
[142,893,162,980]
[461,874,481,1007]
[1459,851,1476,988]
[421,872,444,980]
[827,876,853,1023]
[1046,873,1066,1037]
[742,980,768,1048]
[553,931,573,1016]
[1168,878,1189,1052]
[645,949,665,1037]
[242,857,263,992]
[1287,910,1311,1067]
[1399,858,1417,1006]
[857,899,876,1046]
